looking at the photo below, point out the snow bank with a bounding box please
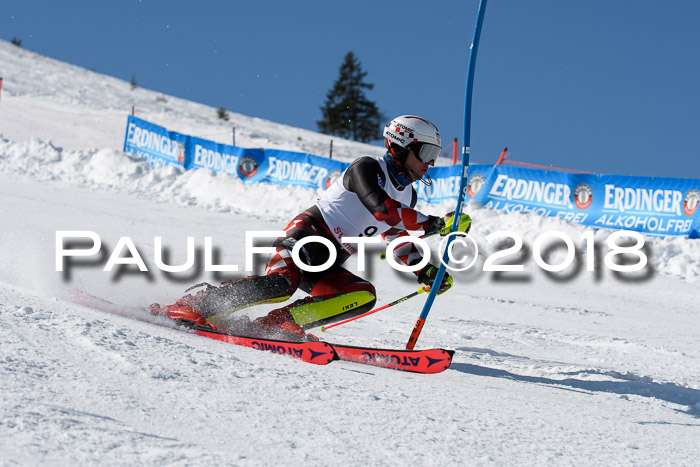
[1,135,698,283]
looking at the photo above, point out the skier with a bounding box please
[154,115,471,338]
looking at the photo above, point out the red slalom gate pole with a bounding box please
[495,147,508,165]
[320,286,430,332]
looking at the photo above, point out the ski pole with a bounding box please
[320,286,430,332]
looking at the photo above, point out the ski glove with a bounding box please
[442,213,472,235]
[425,213,472,236]
[416,264,453,295]
[425,215,446,234]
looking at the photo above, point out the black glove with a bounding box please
[416,264,453,294]
[425,215,446,234]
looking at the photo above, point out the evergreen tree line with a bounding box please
[132,50,384,142]
[317,51,383,143]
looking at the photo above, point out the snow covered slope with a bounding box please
[1,39,699,465]
[0,39,384,160]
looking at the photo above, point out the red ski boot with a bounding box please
[149,283,217,329]
[150,302,214,329]
[255,306,308,339]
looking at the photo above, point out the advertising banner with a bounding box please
[692,209,700,239]
[262,149,348,190]
[235,147,268,183]
[465,164,496,202]
[480,165,585,223]
[476,165,700,237]
[415,165,460,204]
[123,115,189,168]
[123,117,700,237]
[415,164,495,204]
[585,174,700,237]
[189,136,266,180]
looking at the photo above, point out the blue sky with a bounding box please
[2,0,699,178]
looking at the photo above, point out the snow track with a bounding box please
[1,39,698,465]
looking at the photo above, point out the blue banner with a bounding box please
[586,174,700,237]
[475,165,700,237]
[262,149,348,190]
[479,165,580,219]
[692,206,700,239]
[465,164,496,201]
[415,165,460,203]
[123,116,700,237]
[123,115,189,168]
[235,147,269,183]
[189,136,266,180]
[414,164,495,204]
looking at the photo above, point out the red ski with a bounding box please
[70,291,453,372]
[332,344,454,374]
[193,325,336,365]
[70,291,336,365]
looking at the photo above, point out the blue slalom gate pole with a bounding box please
[406,0,488,350]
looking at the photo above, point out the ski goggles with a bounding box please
[410,142,442,164]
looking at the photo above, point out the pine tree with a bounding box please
[318,52,383,143]
[217,107,229,121]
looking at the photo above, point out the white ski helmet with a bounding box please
[383,115,442,164]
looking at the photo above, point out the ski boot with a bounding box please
[255,290,376,341]
[254,298,323,341]
[149,282,217,330]
[255,301,309,338]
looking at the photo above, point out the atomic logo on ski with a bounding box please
[309,348,332,362]
[426,356,447,368]
[330,345,454,373]
[251,341,303,358]
[361,352,421,368]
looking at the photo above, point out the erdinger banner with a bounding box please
[415,165,460,203]
[588,174,700,238]
[122,117,700,237]
[474,165,700,238]
[123,116,189,168]
[479,166,583,221]
[262,149,347,190]
[415,164,495,204]
[189,136,265,178]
